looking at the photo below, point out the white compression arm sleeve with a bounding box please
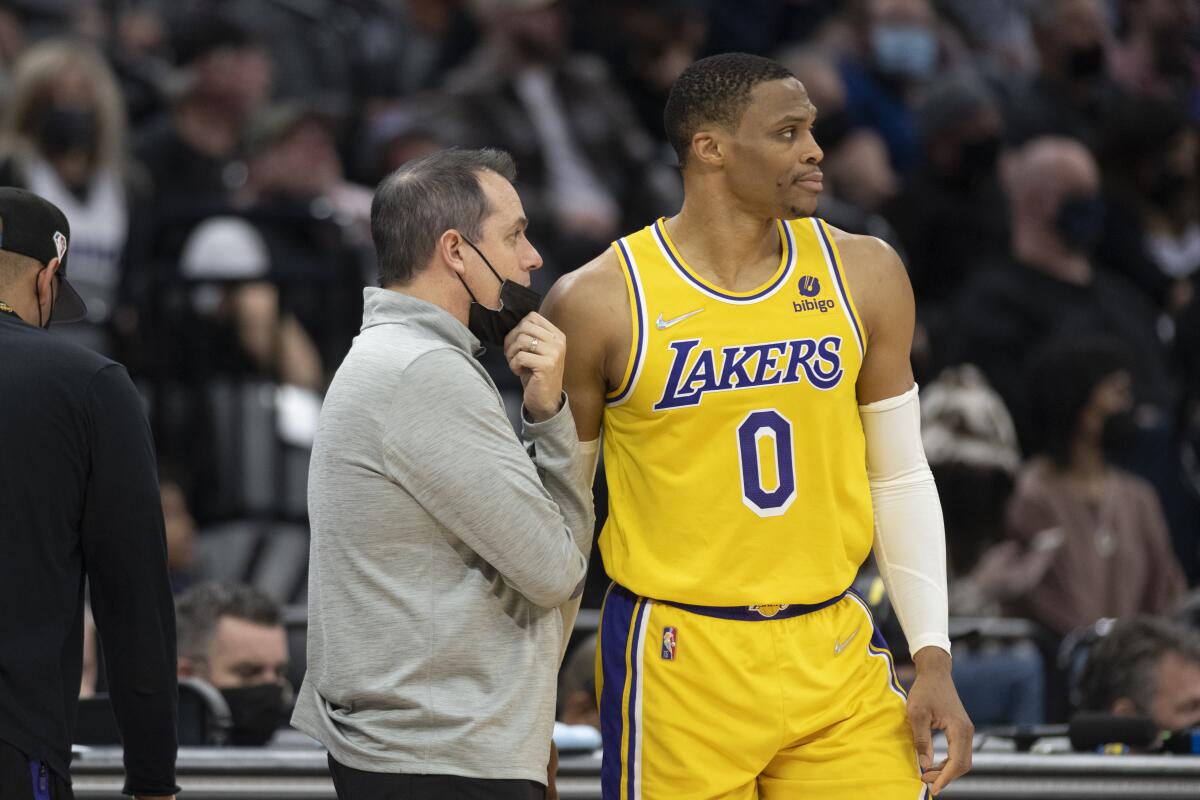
[859,384,951,656]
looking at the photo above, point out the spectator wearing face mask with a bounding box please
[175,582,292,747]
[941,137,1171,436]
[884,74,1009,316]
[1098,97,1200,311]
[1003,0,1138,152]
[1110,0,1200,121]
[837,0,965,173]
[1005,337,1186,638]
[0,39,148,357]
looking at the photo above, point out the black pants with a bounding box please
[0,741,73,800]
[327,755,544,800]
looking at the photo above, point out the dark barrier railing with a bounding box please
[69,747,1200,799]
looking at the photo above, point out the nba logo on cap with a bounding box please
[661,627,677,660]
[53,231,67,260]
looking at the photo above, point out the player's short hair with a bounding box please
[1077,616,1200,715]
[664,52,794,168]
[176,582,283,664]
[371,147,517,287]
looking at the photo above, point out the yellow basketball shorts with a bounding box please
[595,583,929,800]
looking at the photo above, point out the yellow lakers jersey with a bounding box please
[600,216,873,606]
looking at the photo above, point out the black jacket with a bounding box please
[0,309,178,795]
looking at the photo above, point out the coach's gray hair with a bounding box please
[371,147,517,287]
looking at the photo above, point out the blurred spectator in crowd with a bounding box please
[574,0,708,152]
[355,0,479,101]
[238,103,370,377]
[132,12,271,269]
[0,5,25,101]
[837,0,963,173]
[1003,0,1135,152]
[0,39,147,356]
[557,633,598,732]
[1110,0,1200,120]
[1077,615,1200,734]
[160,468,201,594]
[175,215,324,393]
[781,46,901,231]
[356,95,457,186]
[176,582,291,747]
[1006,337,1186,638]
[109,3,173,127]
[885,74,1009,318]
[446,0,678,284]
[939,0,1038,75]
[1098,96,1199,311]
[921,365,1047,725]
[943,137,1170,431]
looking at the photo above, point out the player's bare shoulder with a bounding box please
[824,224,913,338]
[543,247,629,343]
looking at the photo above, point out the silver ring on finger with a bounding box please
[527,337,539,353]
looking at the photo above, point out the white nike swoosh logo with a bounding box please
[656,308,704,330]
[834,627,860,655]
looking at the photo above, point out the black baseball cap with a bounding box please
[0,187,86,323]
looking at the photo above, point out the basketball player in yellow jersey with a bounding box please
[538,53,973,798]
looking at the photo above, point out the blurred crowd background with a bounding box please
[9,0,1200,743]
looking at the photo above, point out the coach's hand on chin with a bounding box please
[907,647,973,796]
[505,312,568,423]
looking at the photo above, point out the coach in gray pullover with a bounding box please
[293,149,594,799]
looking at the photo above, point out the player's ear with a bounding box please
[691,129,725,168]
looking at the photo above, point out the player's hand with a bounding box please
[504,312,566,422]
[547,740,560,800]
[908,647,973,796]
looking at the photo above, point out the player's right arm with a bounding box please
[542,247,632,442]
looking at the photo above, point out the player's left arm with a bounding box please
[838,230,973,794]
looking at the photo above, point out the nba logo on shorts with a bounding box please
[661,627,677,660]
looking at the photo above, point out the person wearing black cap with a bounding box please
[0,187,178,799]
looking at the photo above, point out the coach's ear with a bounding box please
[438,229,468,279]
[691,128,725,168]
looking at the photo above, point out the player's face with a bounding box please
[468,170,543,307]
[726,78,824,220]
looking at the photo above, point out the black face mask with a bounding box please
[1066,44,1107,82]
[1101,409,1140,463]
[219,683,287,746]
[37,108,98,160]
[1056,194,1106,254]
[1146,167,1194,211]
[944,135,1001,189]
[457,238,542,347]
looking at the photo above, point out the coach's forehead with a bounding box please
[477,169,523,230]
